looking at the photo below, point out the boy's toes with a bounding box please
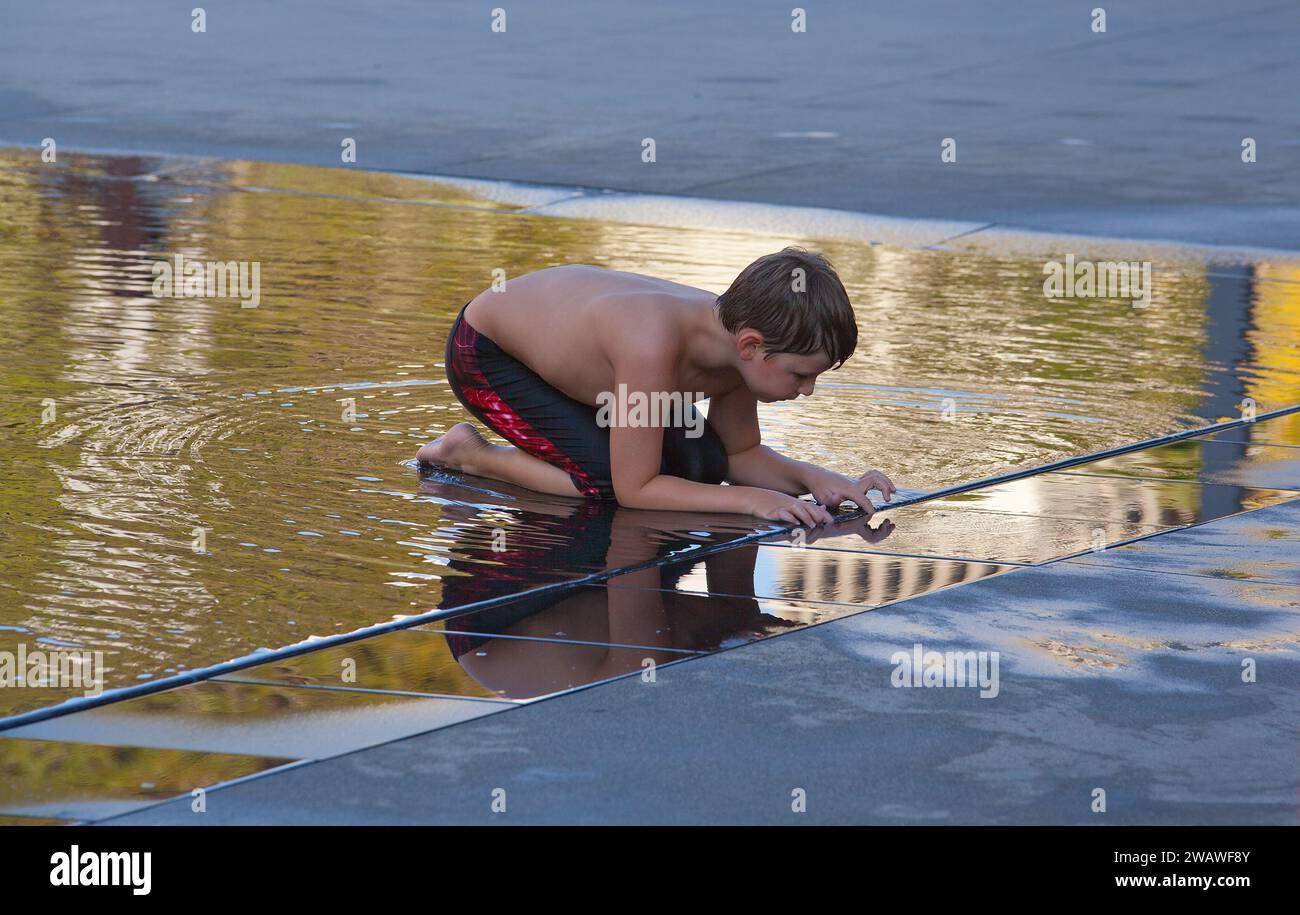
[416,437,445,465]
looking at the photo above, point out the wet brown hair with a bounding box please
[714,246,858,368]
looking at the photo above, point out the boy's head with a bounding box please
[715,246,858,403]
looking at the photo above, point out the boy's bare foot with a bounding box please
[416,422,488,471]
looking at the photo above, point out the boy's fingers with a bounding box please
[859,470,897,500]
[829,487,856,511]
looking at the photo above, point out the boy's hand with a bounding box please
[803,467,897,516]
[747,489,835,527]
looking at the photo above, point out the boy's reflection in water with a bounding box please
[419,472,894,700]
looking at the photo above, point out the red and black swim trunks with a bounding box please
[442,301,728,500]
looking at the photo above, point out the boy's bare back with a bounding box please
[464,265,733,406]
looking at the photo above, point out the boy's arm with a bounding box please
[706,385,819,494]
[607,350,831,525]
[708,385,897,512]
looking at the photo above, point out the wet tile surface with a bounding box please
[4,680,512,759]
[415,636,699,701]
[0,735,292,822]
[0,814,74,826]
[759,469,1298,566]
[1053,435,1300,491]
[407,478,781,603]
[427,590,868,655]
[594,540,1015,603]
[99,549,1300,824]
[761,504,1159,565]
[1067,496,1300,585]
[214,618,699,701]
[1208,416,1300,449]
[213,628,518,699]
[930,471,1298,527]
[417,542,1013,655]
[93,498,1300,826]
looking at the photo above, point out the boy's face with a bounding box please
[737,332,834,402]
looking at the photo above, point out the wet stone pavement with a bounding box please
[1,413,1296,824]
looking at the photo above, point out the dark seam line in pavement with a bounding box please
[588,568,1018,616]
[1035,525,1197,566]
[584,580,886,611]
[84,758,319,827]
[1198,439,1300,450]
[514,193,596,214]
[8,406,1296,733]
[88,653,707,825]
[235,183,515,215]
[209,677,523,703]
[821,406,1300,528]
[752,542,1033,566]
[426,631,705,654]
[925,223,998,247]
[862,501,1176,530]
[1051,468,1300,490]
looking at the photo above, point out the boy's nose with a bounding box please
[799,380,815,396]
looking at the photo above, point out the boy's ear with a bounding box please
[736,328,765,360]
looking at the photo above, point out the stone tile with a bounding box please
[225,615,706,700]
[761,504,1158,565]
[1066,497,1300,585]
[600,540,1016,604]
[0,735,292,822]
[0,813,75,825]
[427,585,875,654]
[212,628,515,699]
[410,478,777,611]
[1208,417,1300,449]
[421,543,1014,655]
[417,635,701,701]
[932,471,1298,527]
[4,680,512,759]
[1053,436,1300,490]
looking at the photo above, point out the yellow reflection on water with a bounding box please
[1,148,1297,715]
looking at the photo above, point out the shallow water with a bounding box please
[2,148,1299,718]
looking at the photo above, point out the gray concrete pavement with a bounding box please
[2,0,1298,248]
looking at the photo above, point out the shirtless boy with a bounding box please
[417,246,896,526]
